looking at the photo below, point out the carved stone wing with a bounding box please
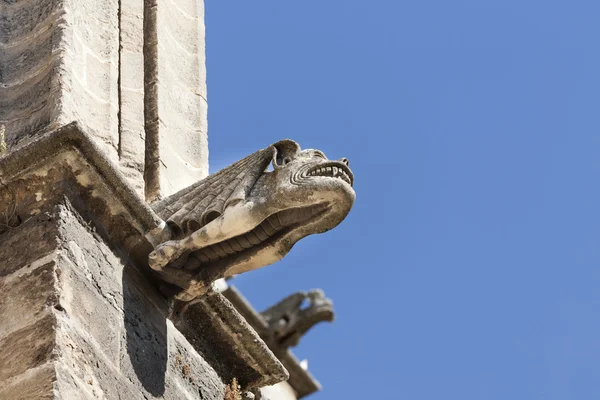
[152,139,300,238]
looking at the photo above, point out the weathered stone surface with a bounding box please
[0,0,120,163]
[54,313,145,400]
[0,313,57,383]
[174,293,288,390]
[148,140,355,301]
[0,123,165,254]
[54,201,225,399]
[118,0,146,195]
[0,260,58,338]
[0,213,60,277]
[0,363,56,400]
[143,0,208,200]
[0,0,211,196]
[0,199,227,399]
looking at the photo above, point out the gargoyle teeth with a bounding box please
[306,163,353,185]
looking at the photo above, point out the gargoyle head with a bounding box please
[149,140,355,300]
[262,289,334,348]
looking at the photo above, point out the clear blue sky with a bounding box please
[205,2,600,399]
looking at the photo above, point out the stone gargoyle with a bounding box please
[261,289,334,348]
[148,140,355,301]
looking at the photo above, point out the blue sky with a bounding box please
[205,1,600,399]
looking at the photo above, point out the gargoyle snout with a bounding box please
[339,157,349,167]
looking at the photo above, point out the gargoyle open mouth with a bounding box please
[304,161,354,186]
[181,203,329,270]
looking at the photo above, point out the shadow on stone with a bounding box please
[123,262,168,396]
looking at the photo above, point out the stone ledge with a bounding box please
[0,122,288,395]
[174,293,289,389]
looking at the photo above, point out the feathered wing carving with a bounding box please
[152,140,300,238]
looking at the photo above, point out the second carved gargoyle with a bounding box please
[147,140,355,301]
[261,289,334,348]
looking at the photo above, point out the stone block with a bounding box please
[0,0,58,43]
[165,322,225,400]
[0,363,56,400]
[1,0,120,162]
[57,253,123,362]
[144,0,209,199]
[54,315,145,400]
[0,260,58,338]
[0,313,57,383]
[0,214,59,277]
[0,27,54,85]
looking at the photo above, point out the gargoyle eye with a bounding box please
[283,157,292,165]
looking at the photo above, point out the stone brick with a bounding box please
[0,27,54,84]
[0,363,56,400]
[57,253,123,362]
[0,260,58,338]
[165,322,226,400]
[0,0,58,43]
[144,0,209,199]
[52,202,227,399]
[54,315,145,400]
[0,0,120,161]
[0,214,59,277]
[0,314,57,383]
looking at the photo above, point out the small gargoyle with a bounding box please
[261,290,334,348]
[148,140,355,301]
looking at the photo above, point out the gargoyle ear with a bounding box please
[272,139,301,168]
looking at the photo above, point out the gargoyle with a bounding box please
[148,140,355,301]
[261,290,334,348]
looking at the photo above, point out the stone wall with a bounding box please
[143,0,209,200]
[0,202,225,399]
[0,0,208,199]
[0,0,120,161]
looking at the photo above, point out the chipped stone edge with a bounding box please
[0,122,288,391]
[195,293,289,388]
[223,286,322,398]
[0,122,162,236]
